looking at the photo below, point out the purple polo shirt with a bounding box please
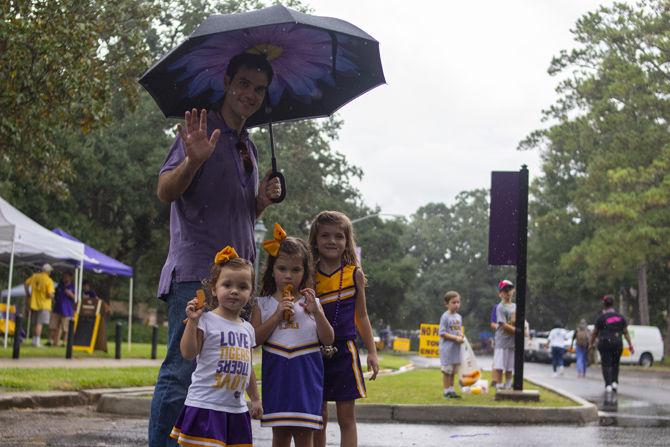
[157,113,259,299]
[53,281,75,317]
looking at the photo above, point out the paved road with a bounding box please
[414,353,670,425]
[1,406,670,446]
[521,357,670,422]
[2,354,669,445]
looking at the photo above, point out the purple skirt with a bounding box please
[323,339,367,401]
[170,405,253,446]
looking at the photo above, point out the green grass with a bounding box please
[0,366,160,391]
[0,346,578,408]
[0,341,167,359]
[375,352,413,370]
[363,370,575,407]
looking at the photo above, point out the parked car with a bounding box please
[590,324,664,367]
[525,330,550,362]
[524,329,574,366]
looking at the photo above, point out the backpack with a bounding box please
[576,328,589,348]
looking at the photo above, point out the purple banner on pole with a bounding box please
[488,171,520,266]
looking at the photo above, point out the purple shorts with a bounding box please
[323,339,367,401]
[170,405,252,446]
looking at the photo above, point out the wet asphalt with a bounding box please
[1,355,669,445]
[2,406,670,446]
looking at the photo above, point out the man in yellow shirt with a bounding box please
[24,264,55,347]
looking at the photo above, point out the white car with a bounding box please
[590,324,664,367]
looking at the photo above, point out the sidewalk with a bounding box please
[0,357,163,369]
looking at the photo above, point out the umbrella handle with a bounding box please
[266,119,286,203]
[269,171,286,203]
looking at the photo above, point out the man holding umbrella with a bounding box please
[149,52,282,447]
[142,6,385,445]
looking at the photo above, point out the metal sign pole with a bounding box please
[513,165,529,390]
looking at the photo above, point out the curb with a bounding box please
[1,369,597,425]
[0,391,87,410]
[0,386,155,411]
[97,391,153,416]
[94,381,597,425]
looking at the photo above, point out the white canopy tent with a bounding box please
[0,196,86,347]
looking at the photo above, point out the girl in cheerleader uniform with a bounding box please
[251,224,334,447]
[308,211,380,447]
[171,246,262,446]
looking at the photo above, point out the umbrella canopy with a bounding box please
[139,4,385,127]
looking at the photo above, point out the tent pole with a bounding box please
[128,277,133,352]
[3,240,16,348]
[74,267,79,302]
[78,260,84,303]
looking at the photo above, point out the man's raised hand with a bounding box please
[177,109,220,167]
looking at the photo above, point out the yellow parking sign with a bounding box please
[419,323,440,357]
[393,337,410,352]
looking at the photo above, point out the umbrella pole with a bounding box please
[267,120,286,202]
[268,121,278,173]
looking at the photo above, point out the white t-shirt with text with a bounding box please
[184,311,256,413]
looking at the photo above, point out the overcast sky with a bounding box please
[305,0,619,217]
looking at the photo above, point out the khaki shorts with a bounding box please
[31,309,51,325]
[49,313,71,332]
[441,364,459,374]
[493,348,515,372]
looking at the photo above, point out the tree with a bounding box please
[353,217,417,328]
[521,0,670,331]
[1,0,373,312]
[0,0,157,195]
[253,117,366,239]
[402,190,513,333]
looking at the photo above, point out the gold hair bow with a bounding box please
[214,246,239,264]
[262,223,287,257]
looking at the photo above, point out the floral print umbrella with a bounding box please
[139,5,385,128]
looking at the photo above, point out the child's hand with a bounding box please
[299,288,322,315]
[275,298,294,321]
[249,399,263,419]
[458,335,465,344]
[185,297,204,322]
[367,352,380,380]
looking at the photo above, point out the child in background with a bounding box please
[310,211,379,447]
[493,279,516,391]
[251,224,334,447]
[171,246,261,447]
[439,291,465,399]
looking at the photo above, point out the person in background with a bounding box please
[489,297,499,387]
[24,263,55,347]
[547,321,568,377]
[48,271,75,346]
[82,280,98,300]
[492,279,516,391]
[572,319,590,378]
[439,291,464,399]
[589,295,634,393]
